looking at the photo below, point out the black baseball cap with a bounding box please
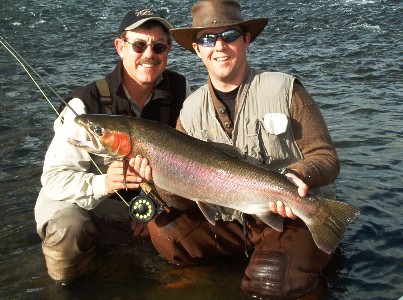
[118,8,173,36]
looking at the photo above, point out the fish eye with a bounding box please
[90,125,103,136]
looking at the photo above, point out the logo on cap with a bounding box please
[135,9,156,17]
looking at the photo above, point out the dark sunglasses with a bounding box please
[124,40,168,54]
[196,29,243,47]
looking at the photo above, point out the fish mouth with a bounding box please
[67,119,109,156]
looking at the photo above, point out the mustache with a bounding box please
[136,57,161,66]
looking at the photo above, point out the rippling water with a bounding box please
[1,1,402,299]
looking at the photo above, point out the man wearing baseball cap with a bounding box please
[35,8,190,285]
[147,0,340,298]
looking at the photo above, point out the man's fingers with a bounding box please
[269,201,297,219]
[144,165,153,182]
[130,220,150,237]
[285,206,297,219]
[139,157,149,177]
[284,172,308,198]
[133,155,142,172]
[276,201,287,218]
[269,201,277,214]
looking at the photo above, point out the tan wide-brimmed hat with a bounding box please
[171,0,268,53]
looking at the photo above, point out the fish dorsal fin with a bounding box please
[209,142,245,159]
[196,201,218,225]
[255,212,284,232]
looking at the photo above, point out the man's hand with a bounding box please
[130,220,150,237]
[105,156,152,194]
[130,155,153,182]
[268,171,308,219]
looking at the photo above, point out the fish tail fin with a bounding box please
[308,198,360,254]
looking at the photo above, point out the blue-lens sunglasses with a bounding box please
[196,29,243,47]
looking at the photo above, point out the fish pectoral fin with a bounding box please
[196,201,217,225]
[255,212,284,232]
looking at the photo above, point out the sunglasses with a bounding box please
[124,40,168,54]
[196,29,243,47]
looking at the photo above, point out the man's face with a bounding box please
[192,26,250,87]
[116,26,171,86]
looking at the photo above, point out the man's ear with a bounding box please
[244,32,251,48]
[115,38,125,59]
[192,42,202,58]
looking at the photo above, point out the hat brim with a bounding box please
[125,17,173,32]
[171,18,268,53]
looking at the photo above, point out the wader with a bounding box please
[36,69,187,283]
[147,69,334,298]
[148,206,332,298]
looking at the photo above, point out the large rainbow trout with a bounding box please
[68,114,359,254]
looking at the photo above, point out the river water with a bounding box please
[0,1,402,299]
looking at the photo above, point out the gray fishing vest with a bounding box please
[180,68,335,200]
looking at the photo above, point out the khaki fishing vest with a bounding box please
[180,69,335,199]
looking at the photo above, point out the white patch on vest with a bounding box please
[263,113,288,135]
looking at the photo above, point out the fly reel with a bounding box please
[129,194,157,223]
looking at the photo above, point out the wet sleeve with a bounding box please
[287,83,340,188]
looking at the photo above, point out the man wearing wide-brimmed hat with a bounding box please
[147,0,340,299]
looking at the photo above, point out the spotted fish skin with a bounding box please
[69,114,360,254]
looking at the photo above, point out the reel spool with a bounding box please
[129,194,157,222]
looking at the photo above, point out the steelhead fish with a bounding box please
[68,114,359,254]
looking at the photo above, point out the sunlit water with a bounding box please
[0,1,402,299]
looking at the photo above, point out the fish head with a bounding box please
[68,114,133,159]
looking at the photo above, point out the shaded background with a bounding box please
[0,0,402,299]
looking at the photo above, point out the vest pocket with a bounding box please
[244,121,291,166]
[260,128,291,165]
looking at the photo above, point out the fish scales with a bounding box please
[68,114,360,254]
[130,121,285,209]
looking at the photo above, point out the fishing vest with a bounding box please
[95,78,184,126]
[180,68,336,198]
[60,62,187,128]
[96,73,186,127]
